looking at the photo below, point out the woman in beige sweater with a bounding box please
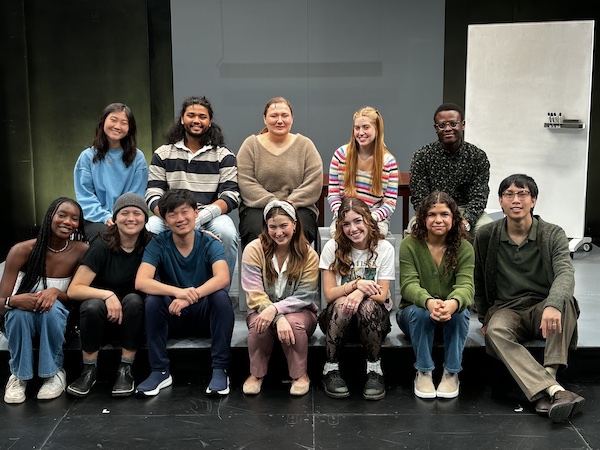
[237,97,323,249]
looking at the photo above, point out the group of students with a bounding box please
[0,96,585,424]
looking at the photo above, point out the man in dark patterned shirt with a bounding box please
[408,103,492,236]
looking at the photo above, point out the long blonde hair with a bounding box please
[343,106,388,197]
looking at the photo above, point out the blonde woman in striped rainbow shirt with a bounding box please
[327,106,399,238]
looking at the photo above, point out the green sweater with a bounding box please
[399,235,474,312]
[473,216,576,324]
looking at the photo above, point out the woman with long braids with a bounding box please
[396,191,474,399]
[0,197,88,403]
[319,197,395,401]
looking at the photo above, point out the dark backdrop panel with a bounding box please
[444,0,600,243]
[1,0,36,258]
[0,0,172,260]
[24,0,154,228]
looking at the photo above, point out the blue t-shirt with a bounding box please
[142,229,225,288]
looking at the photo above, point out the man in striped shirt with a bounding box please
[146,96,240,285]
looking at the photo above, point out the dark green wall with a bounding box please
[444,0,599,243]
[0,0,173,260]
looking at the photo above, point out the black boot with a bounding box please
[111,363,135,397]
[66,364,97,397]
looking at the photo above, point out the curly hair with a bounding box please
[259,202,309,285]
[411,190,467,274]
[165,96,225,147]
[17,197,87,295]
[330,197,383,277]
[91,103,138,166]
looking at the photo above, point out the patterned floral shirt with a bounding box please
[409,140,490,226]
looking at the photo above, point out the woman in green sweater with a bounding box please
[396,191,474,399]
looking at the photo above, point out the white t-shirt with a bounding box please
[319,239,395,310]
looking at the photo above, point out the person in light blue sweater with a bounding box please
[74,103,148,243]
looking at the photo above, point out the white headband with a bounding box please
[264,200,296,221]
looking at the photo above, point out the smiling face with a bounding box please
[353,116,377,150]
[182,104,211,139]
[434,109,464,152]
[263,102,293,137]
[51,201,81,239]
[115,206,146,237]
[163,202,198,236]
[341,209,369,249]
[267,213,296,249]
[499,183,537,222]
[425,202,453,240]
[103,110,130,149]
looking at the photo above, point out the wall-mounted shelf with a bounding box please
[544,119,585,129]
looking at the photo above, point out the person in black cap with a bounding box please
[66,193,154,398]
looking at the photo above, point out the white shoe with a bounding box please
[436,371,460,399]
[4,375,27,404]
[37,369,66,400]
[414,371,436,399]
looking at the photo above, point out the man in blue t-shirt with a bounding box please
[135,189,234,396]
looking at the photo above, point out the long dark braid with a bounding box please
[16,198,87,295]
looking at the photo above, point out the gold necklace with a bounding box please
[48,241,69,253]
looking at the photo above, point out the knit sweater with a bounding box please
[473,216,576,325]
[74,147,148,224]
[399,235,474,312]
[327,144,399,221]
[241,238,319,317]
[237,134,323,216]
[409,140,489,226]
[146,140,240,213]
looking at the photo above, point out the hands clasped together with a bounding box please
[426,298,459,322]
[340,278,382,315]
[254,304,295,346]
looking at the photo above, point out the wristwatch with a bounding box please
[4,296,12,310]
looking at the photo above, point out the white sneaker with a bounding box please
[4,375,27,404]
[414,371,436,399]
[37,369,66,400]
[436,371,459,399]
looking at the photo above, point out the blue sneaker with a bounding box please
[136,370,172,396]
[205,369,230,396]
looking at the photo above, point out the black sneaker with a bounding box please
[322,370,350,398]
[363,371,385,400]
[66,365,97,397]
[111,363,135,397]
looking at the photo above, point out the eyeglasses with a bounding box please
[502,190,531,199]
[434,121,462,131]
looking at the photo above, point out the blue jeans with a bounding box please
[147,214,238,287]
[144,290,234,371]
[396,304,470,373]
[5,302,69,380]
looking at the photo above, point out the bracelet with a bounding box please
[103,293,115,301]
[342,283,349,295]
[4,296,12,310]
[352,280,358,291]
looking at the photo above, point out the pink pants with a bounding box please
[246,308,317,379]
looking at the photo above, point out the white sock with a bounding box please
[546,384,565,397]
[323,362,339,375]
[545,366,557,378]
[367,360,383,376]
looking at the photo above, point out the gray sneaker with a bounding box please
[37,369,66,400]
[4,375,27,404]
[414,371,436,399]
